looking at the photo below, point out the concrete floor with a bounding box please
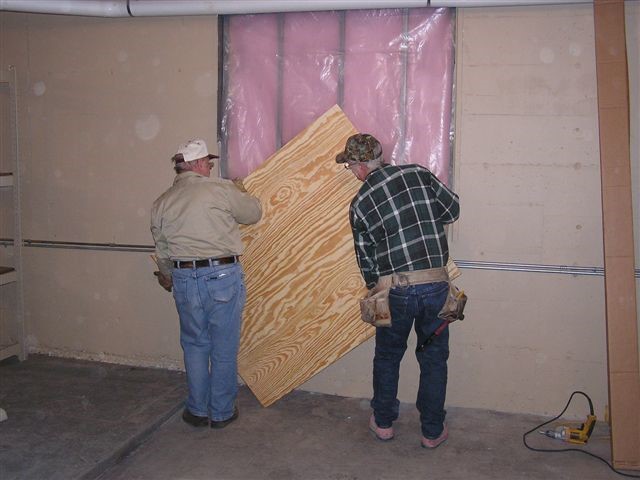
[0,354,186,480]
[0,355,633,480]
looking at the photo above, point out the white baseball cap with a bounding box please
[172,138,219,163]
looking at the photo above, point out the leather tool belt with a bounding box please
[439,283,467,322]
[359,267,448,328]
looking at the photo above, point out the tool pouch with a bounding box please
[359,288,392,328]
[438,283,467,322]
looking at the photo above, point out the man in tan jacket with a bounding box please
[151,138,261,429]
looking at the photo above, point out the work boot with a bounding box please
[210,406,239,429]
[369,414,394,441]
[421,424,448,449]
[181,408,209,428]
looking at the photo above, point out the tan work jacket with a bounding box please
[151,171,262,276]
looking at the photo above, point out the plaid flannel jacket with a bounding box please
[349,164,460,289]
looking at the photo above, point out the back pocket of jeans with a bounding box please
[204,271,238,303]
[389,289,409,317]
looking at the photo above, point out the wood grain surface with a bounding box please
[238,105,373,407]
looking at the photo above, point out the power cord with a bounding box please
[523,391,640,478]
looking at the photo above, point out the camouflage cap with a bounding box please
[335,133,383,164]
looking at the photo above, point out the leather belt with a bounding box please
[374,267,448,293]
[173,256,238,269]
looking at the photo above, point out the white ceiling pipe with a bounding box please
[0,0,431,17]
[0,0,597,17]
[0,1,130,17]
[131,1,431,16]
[431,0,592,5]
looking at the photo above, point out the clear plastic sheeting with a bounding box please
[221,8,454,182]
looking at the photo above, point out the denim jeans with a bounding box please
[171,263,245,421]
[371,281,449,439]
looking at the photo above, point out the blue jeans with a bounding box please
[171,263,245,421]
[371,281,449,439]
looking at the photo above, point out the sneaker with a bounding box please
[181,408,209,428]
[210,406,239,429]
[421,424,448,449]
[369,414,394,441]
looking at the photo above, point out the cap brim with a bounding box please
[172,153,219,163]
[335,153,348,164]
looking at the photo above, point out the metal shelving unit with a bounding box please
[0,66,25,362]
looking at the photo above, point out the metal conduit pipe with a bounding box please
[454,260,607,277]
[0,0,594,17]
[0,238,154,253]
[2,239,639,278]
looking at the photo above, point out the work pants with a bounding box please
[371,281,449,439]
[172,263,245,421]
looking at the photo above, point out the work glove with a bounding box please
[153,271,172,292]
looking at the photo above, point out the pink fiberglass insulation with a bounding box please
[223,8,454,184]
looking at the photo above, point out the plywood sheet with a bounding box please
[238,105,373,407]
